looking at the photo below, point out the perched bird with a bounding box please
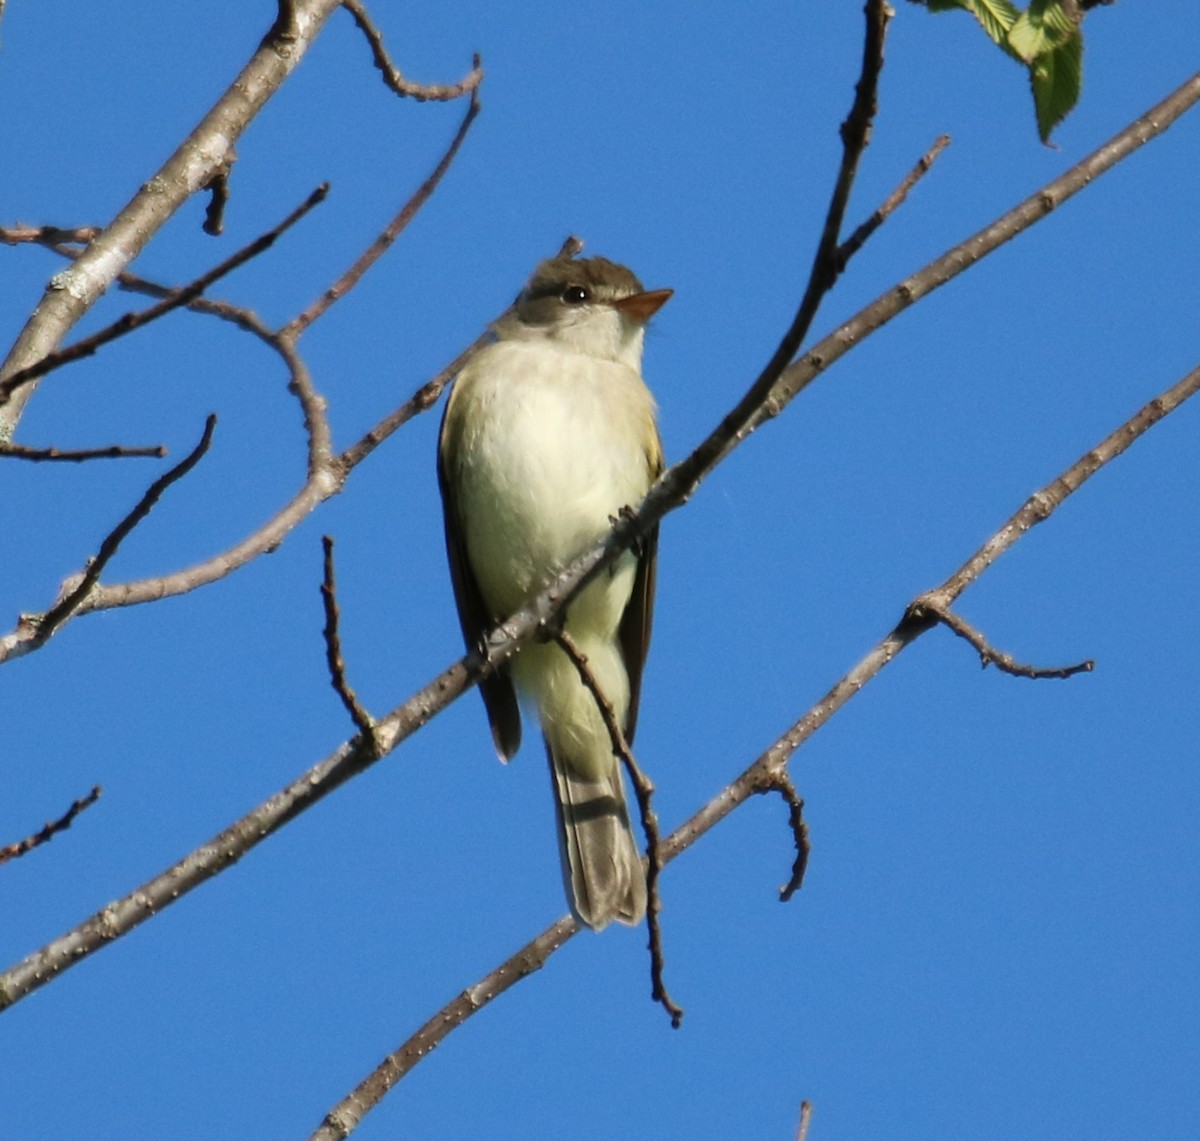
[438,252,671,930]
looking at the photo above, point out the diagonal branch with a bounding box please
[0,787,102,866]
[338,330,492,470]
[0,186,327,405]
[0,224,101,248]
[697,358,1200,852]
[22,417,217,648]
[312,916,579,1139]
[836,133,951,270]
[287,86,482,335]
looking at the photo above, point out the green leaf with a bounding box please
[1008,0,1077,63]
[1029,20,1083,142]
[918,0,1022,48]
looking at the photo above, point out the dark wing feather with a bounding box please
[617,443,664,743]
[437,397,522,760]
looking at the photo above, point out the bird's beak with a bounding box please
[613,288,673,323]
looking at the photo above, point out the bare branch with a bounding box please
[553,630,683,1028]
[760,770,810,903]
[341,0,483,102]
[557,234,585,259]
[836,133,951,270]
[909,599,1095,679]
[24,416,216,648]
[339,330,491,470]
[0,787,102,866]
[0,442,167,462]
[678,358,1200,873]
[310,917,578,1140]
[320,536,378,746]
[1,194,477,663]
[113,272,278,341]
[0,224,100,248]
[796,1100,815,1141]
[0,323,479,665]
[0,185,328,405]
[0,204,508,668]
[287,87,481,335]
[202,161,234,236]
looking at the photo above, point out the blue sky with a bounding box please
[3,3,1198,1138]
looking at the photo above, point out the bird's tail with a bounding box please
[547,741,647,930]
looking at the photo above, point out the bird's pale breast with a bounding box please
[452,339,655,627]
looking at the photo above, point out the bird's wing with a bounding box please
[617,434,664,744]
[437,387,522,761]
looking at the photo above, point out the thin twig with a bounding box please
[0,224,100,247]
[556,234,585,259]
[202,163,234,236]
[26,416,216,646]
[30,235,279,343]
[113,272,278,341]
[0,186,328,404]
[0,787,102,866]
[796,1100,815,1141]
[760,770,810,902]
[835,134,951,270]
[313,917,578,1139]
[287,88,481,335]
[553,630,683,1028]
[909,599,1095,679]
[320,536,377,745]
[338,331,492,470]
[0,443,167,463]
[341,0,483,102]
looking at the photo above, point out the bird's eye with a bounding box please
[561,285,589,305]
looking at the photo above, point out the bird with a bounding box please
[437,251,671,930]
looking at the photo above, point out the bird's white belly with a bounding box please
[453,341,653,629]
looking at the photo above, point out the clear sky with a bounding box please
[2,3,1198,1138]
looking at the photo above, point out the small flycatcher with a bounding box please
[438,252,671,929]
